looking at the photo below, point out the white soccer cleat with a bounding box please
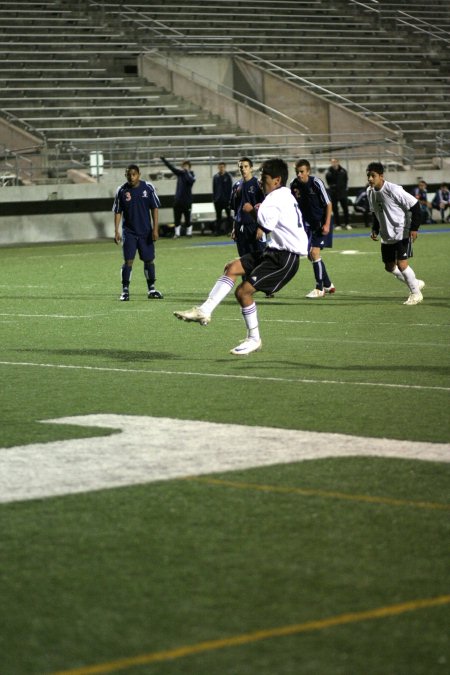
[403,291,423,306]
[324,284,336,294]
[230,338,262,356]
[306,288,325,298]
[417,279,425,291]
[173,306,211,325]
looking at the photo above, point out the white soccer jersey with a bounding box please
[257,186,308,255]
[367,180,417,243]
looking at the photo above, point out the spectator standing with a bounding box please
[174,158,308,355]
[212,161,233,235]
[366,162,425,305]
[230,157,265,256]
[160,156,196,238]
[414,179,432,225]
[291,159,335,297]
[113,164,163,301]
[325,158,351,230]
[431,182,450,223]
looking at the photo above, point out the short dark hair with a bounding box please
[295,159,311,171]
[366,161,384,175]
[182,160,191,168]
[126,163,140,173]
[260,158,289,186]
[239,156,253,167]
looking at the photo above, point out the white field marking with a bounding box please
[285,336,447,348]
[0,360,449,392]
[1,311,448,329]
[0,313,98,319]
[260,319,450,328]
[14,250,116,260]
[1,414,449,504]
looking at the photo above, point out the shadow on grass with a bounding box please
[219,359,450,376]
[16,348,182,362]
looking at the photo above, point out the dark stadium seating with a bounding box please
[1,0,448,182]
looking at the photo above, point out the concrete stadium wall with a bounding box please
[139,52,397,153]
[0,118,46,183]
[139,53,307,140]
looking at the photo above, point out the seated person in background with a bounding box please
[414,179,432,225]
[431,183,450,223]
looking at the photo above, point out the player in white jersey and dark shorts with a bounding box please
[174,158,309,355]
[366,162,425,306]
[113,164,163,301]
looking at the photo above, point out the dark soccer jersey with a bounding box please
[112,180,160,236]
[231,176,264,228]
[290,175,330,231]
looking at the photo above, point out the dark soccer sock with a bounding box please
[121,263,132,288]
[144,261,156,289]
[312,259,324,290]
[321,262,332,288]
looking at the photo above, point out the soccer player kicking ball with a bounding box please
[366,162,425,305]
[174,158,309,355]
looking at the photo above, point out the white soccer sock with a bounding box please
[391,266,406,282]
[401,266,420,293]
[200,275,235,315]
[242,302,260,340]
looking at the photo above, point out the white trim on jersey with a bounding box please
[367,180,417,243]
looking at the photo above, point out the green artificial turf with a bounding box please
[1,459,449,674]
[0,229,449,674]
[0,230,449,445]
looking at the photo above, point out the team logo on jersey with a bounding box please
[125,192,131,201]
[143,190,148,198]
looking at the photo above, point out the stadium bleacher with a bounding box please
[1,0,448,183]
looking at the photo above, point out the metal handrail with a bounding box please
[110,3,403,135]
[140,48,311,134]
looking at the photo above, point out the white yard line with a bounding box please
[1,414,449,504]
[0,360,449,391]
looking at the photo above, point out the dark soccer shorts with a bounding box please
[241,248,300,295]
[306,225,333,250]
[381,238,412,264]
[123,230,155,261]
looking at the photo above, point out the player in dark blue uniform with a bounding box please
[290,159,335,297]
[113,164,163,301]
[230,157,265,257]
